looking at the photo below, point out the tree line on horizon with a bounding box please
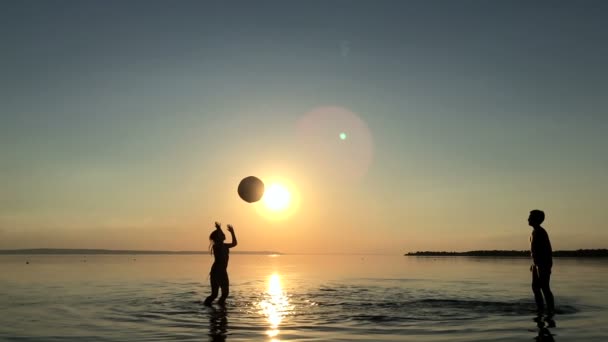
[405,249,608,257]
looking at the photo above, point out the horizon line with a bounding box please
[1,248,607,256]
[0,248,283,255]
[0,248,398,256]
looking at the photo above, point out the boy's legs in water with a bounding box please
[532,266,555,315]
[539,267,555,315]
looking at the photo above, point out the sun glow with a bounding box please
[263,184,291,211]
[255,177,300,220]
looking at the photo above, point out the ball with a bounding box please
[237,176,265,203]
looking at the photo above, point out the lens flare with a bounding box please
[296,106,374,181]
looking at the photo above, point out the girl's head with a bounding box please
[209,229,225,244]
[208,229,225,253]
[208,222,225,253]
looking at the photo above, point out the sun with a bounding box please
[254,178,300,220]
[263,183,291,211]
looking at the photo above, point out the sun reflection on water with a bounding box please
[258,273,293,340]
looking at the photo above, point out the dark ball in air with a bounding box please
[238,176,265,203]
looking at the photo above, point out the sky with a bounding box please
[1,1,607,254]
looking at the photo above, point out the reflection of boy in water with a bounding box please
[528,210,555,316]
[204,222,238,306]
[534,316,556,342]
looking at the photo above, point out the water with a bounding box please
[1,254,607,341]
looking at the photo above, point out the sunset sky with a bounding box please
[1,1,607,254]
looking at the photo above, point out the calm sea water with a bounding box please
[1,254,607,341]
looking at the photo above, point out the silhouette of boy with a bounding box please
[528,209,555,316]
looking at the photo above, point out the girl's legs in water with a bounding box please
[218,272,229,305]
[204,274,220,306]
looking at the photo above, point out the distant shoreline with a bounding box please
[404,249,608,257]
[0,248,282,255]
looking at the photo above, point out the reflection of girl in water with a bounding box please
[204,222,237,306]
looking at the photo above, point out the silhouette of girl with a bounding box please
[204,222,237,306]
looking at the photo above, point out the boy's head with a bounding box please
[528,209,545,227]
